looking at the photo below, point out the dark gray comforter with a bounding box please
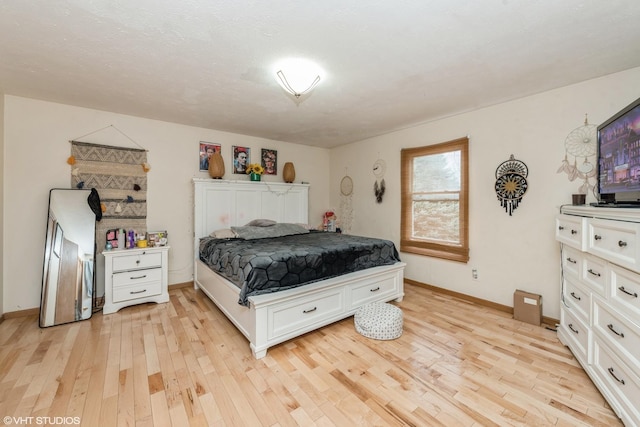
[199,231,401,306]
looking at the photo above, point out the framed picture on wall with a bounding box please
[232,146,250,174]
[199,142,221,171]
[261,149,277,175]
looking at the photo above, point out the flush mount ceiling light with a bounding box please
[274,58,323,101]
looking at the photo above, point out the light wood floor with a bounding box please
[0,283,622,426]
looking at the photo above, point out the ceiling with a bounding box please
[2,1,640,149]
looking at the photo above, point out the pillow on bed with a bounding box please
[209,228,237,239]
[244,219,276,227]
[232,223,309,240]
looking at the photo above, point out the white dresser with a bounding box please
[556,206,640,426]
[102,246,170,314]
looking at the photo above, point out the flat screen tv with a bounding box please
[597,96,640,203]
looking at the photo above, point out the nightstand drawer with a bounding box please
[113,267,162,288]
[112,281,162,303]
[112,251,162,272]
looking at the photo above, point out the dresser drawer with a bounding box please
[592,339,640,426]
[561,246,583,280]
[593,299,640,377]
[609,263,640,318]
[560,306,590,366]
[588,218,640,273]
[582,253,607,297]
[556,214,587,250]
[112,251,162,272]
[563,277,590,323]
[112,281,162,303]
[113,267,162,288]
[349,276,398,308]
[268,288,345,340]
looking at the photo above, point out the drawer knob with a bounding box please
[303,307,317,314]
[558,226,565,231]
[618,286,639,298]
[566,257,577,264]
[594,234,602,241]
[607,323,625,338]
[568,323,579,334]
[571,229,578,235]
[587,269,601,277]
[607,367,626,385]
[618,240,627,247]
[370,286,380,292]
[570,292,581,301]
[136,260,140,264]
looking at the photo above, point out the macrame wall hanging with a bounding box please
[68,125,150,255]
[494,154,528,216]
[557,115,597,196]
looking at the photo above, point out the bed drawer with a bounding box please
[268,288,345,340]
[349,276,399,308]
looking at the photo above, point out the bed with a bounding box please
[193,179,405,358]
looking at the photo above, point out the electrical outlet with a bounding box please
[472,269,478,280]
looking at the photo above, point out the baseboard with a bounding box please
[0,283,193,321]
[2,307,39,320]
[169,281,193,290]
[405,278,559,327]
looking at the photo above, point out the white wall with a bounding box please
[330,66,640,320]
[2,96,330,312]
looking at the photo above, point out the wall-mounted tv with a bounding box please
[597,96,640,203]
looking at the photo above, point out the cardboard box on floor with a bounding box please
[513,290,542,325]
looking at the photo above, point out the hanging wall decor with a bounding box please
[70,139,148,256]
[339,171,354,234]
[372,158,386,203]
[557,114,597,196]
[494,154,528,216]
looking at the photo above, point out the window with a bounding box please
[401,137,469,262]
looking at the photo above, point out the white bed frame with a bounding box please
[193,179,405,359]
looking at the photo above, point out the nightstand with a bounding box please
[102,246,170,314]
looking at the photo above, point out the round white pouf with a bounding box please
[354,302,403,340]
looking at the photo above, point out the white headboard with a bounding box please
[193,179,310,241]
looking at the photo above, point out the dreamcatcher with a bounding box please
[340,171,354,233]
[495,154,529,216]
[373,158,386,203]
[557,115,597,195]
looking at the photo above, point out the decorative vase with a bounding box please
[283,162,295,183]
[208,151,225,179]
[250,172,261,182]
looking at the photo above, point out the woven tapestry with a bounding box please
[70,141,147,253]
